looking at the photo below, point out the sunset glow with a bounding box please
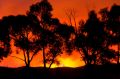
[0,0,120,68]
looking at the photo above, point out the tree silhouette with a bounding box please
[0,17,11,61]
[75,10,116,65]
[29,0,52,69]
[99,4,120,64]
[5,15,41,68]
[29,0,65,72]
[108,4,120,64]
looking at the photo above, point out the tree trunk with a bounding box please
[26,63,30,69]
[48,58,54,70]
[42,46,48,79]
[117,42,120,64]
[43,46,46,69]
[26,33,30,68]
[49,62,53,69]
[92,50,96,65]
[26,50,30,68]
[23,51,28,67]
[82,47,90,65]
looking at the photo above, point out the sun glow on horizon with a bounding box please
[0,50,85,68]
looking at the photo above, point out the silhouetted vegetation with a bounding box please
[28,0,66,71]
[0,0,120,79]
[0,16,11,61]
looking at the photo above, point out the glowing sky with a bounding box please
[0,0,120,23]
[0,0,120,67]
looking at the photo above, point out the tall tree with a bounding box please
[29,0,52,69]
[29,0,65,70]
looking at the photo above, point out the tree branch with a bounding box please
[48,57,55,69]
[23,51,27,65]
[11,56,24,61]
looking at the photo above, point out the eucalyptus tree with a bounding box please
[28,0,66,70]
[3,14,41,68]
[75,10,115,65]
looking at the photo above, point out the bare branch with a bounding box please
[65,9,73,26]
[48,57,54,69]
[30,49,40,62]
[23,51,27,65]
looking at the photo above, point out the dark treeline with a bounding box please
[0,0,120,79]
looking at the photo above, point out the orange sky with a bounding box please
[0,0,120,68]
[0,0,120,23]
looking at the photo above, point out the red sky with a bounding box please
[0,0,120,67]
[0,0,120,23]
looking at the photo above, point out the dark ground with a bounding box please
[0,64,120,79]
